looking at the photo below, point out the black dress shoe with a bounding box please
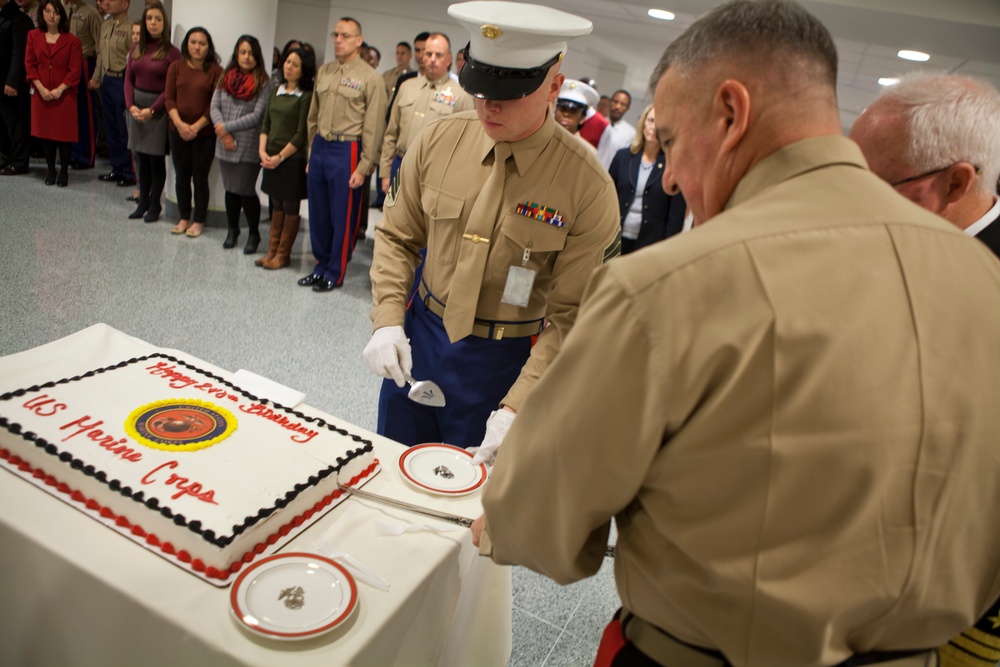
[143,208,161,223]
[117,177,137,187]
[297,273,322,287]
[98,171,119,181]
[0,165,28,175]
[243,234,260,254]
[312,278,339,292]
[222,229,239,249]
[44,171,56,186]
[128,205,149,219]
[56,170,68,187]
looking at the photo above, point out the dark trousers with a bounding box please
[169,132,215,222]
[306,136,363,285]
[100,76,133,178]
[0,85,30,170]
[71,57,97,166]
[135,152,165,213]
[377,296,532,448]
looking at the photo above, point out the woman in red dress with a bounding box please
[24,0,81,187]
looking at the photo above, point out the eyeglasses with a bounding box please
[555,102,585,114]
[889,163,981,188]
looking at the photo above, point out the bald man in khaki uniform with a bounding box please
[379,32,473,195]
[300,17,387,292]
[364,3,619,456]
[472,1,1000,665]
[91,0,133,184]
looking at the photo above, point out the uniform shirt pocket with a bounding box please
[422,185,466,266]
[490,213,568,284]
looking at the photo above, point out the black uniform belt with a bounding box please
[418,283,543,340]
[622,612,933,667]
[321,133,361,142]
[104,69,125,78]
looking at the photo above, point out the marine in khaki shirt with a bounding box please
[365,3,618,457]
[66,0,102,59]
[306,37,386,180]
[90,2,130,86]
[472,2,1000,666]
[380,32,473,193]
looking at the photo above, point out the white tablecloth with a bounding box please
[0,324,512,667]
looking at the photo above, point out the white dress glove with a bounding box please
[470,409,515,467]
[363,326,412,388]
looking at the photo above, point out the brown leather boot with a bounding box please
[256,211,284,266]
[263,214,300,270]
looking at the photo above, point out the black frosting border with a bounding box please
[0,353,374,548]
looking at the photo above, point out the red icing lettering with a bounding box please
[238,403,318,443]
[146,362,198,389]
[59,416,142,462]
[23,395,68,417]
[141,460,219,505]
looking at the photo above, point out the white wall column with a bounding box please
[165,0,278,222]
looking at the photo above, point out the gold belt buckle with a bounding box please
[493,326,504,340]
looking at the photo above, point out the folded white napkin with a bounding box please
[230,369,305,409]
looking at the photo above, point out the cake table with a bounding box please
[0,324,512,667]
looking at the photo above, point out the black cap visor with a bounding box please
[458,43,561,100]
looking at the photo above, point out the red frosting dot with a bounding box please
[44,475,57,486]
[253,543,266,554]
[206,566,220,578]
[241,552,254,563]
[57,482,70,494]
[99,507,114,519]
[17,461,30,472]
[71,490,85,502]
[146,534,160,547]
[115,515,130,528]
[278,525,291,536]
[162,542,175,555]
[292,516,304,527]
[192,559,206,572]
[8,454,21,466]
[303,508,315,520]
[85,499,100,511]
[32,469,45,479]
[131,525,145,537]
[177,551,191,563]
[266,534,279,545]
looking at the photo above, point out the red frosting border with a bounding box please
[0,446,379,582]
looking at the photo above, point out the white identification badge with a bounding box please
[501,266,536,308]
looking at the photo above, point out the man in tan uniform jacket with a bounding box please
[91,0,133,184]
[300,16,386,292]
[379,32,473,194]
[364,2,620,456]
[65,0,102,168]
[472,1,1000,666]
[381,41,411,101]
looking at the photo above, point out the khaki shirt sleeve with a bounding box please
[305,65,327,160]
[357,70,387,176]
[86,10,102,57]
[500,179,621,411]
[380,88,403,174]
[370,138,428,331]
[91,21,109,85]
[481,263,651,583]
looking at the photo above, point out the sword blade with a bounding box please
[338,485,474,527]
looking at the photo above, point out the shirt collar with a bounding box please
[427,74,451,89]
[477,113,556,177]
[964,196,1000,237]
[728,135,868,211]
[276,84,303,97]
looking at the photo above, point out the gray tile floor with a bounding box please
[0,156,619,666]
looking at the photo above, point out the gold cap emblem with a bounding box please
[569,82,576,89]
[481,24,503,40]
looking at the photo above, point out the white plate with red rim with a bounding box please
[398,443,487,496]
[230,552,358,641]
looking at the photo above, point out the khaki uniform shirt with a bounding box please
[306,54,387,175]
[479,135,1000,666]
[67,2,102,59]
[380,74,474,174]
[371,114,621,410]
[382,65,409,99]
[92,14,131,85]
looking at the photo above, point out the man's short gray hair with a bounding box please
[649,0,837,92]
[881,72,1000,197]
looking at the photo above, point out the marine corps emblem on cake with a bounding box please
[125,399,237,452]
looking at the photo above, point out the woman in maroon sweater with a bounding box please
[165,27,222,238]
[124,0,180,222]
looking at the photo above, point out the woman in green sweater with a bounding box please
[256,47,315,269]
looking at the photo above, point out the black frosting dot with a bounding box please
[160,506,173,518]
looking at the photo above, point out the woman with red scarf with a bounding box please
[210,35,270,253]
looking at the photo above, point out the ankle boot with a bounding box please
[45,168,56,186]
[263,214,300,270]
[56,166,68,187]
[243,232,261,254]
[129,198,150,219]
[223,227,240,249]
[257,212,284,266]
